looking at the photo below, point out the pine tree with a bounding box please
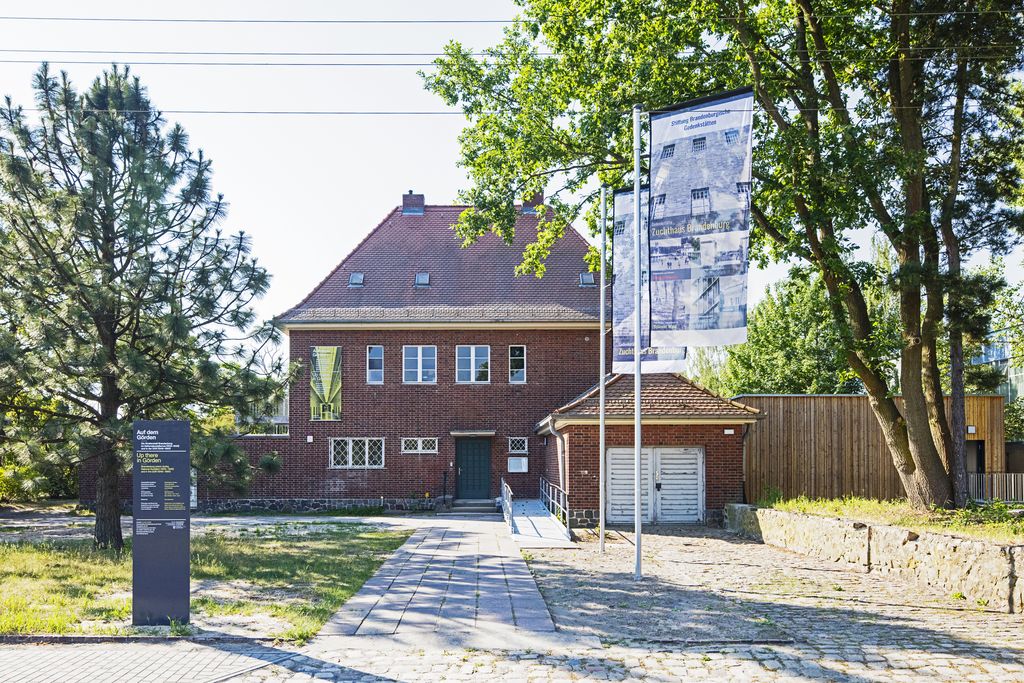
[0,65,283,549]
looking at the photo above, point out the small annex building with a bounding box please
[536,373,762,526]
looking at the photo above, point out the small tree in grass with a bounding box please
[0,65,284,549]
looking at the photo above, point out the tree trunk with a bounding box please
[948,327,970,506]
[862,384,951,508]
[93,436,124,551]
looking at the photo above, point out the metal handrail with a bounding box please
[540,475,571,540]
[501,477,514,531]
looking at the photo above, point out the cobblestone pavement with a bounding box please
[3,522,1024,681]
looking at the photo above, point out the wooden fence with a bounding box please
[738,394,1006,502]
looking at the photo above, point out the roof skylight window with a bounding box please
[348,272,364,287]
[414,272,430,287]
[579,272,597,287]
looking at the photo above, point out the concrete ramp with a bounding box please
[509,499,577,549]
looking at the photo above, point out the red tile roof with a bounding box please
[549,373,762,420]
[277,205,602,325]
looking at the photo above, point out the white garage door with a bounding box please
[656,447,704,523]
[605,446,705,523]
[606,447,653,523]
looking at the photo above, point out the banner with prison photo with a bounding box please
[611,188,687,374]
[648,88,754,348]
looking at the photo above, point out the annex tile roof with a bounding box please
[549,373,762,420]
[277,205,601,325]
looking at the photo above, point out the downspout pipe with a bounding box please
[541,416,571,537]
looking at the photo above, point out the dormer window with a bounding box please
[579,272,596,287]
[414,272,430,288]
[348,272,364,287]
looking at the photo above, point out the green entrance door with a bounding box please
[456,438,492,499]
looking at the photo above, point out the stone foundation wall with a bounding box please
[199,497,443,514]
[569,508,597,527]
[725,504,1024,614]
[568,507,724,528]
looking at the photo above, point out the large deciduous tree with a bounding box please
[693,270,890,396]
[0,66,283,549]
[424,1,1024,508]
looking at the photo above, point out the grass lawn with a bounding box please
[0,522,410,642]
[767,496,1024,545]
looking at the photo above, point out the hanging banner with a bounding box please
[611,188,688,374]
[648,88,754,348]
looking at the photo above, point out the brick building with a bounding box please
[79,192,761,523]
[537,373,761,525]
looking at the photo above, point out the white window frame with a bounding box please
[329,437,385,469]
[509,345,527,384]
[401,437,439,454]
[403,345,437,384]
[366,345,384,385]
[507,456,529,473]
[691,187,711,216]
[692,136,707,153]
[456,345,491,384]
[508,436,529,454]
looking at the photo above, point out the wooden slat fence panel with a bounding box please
[739,394,1006,502]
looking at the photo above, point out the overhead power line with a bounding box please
[0,9,1019,24]
[0,45,1013,58]
[0,59,438,67]
[0,16,515,24]
[0,49,530,57]
[15,102,987,116]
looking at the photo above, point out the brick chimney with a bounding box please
[522,191,544,214]
[402,190,425,215]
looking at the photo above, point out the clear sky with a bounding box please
[0,2,1012,327]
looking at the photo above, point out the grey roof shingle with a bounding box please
[277,205,602,325]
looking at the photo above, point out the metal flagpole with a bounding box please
[599,184,608,554]
[632,103,643,581]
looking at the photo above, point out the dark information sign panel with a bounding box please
[132,420,190,625]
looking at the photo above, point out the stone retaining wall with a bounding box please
[725,503,1024,614]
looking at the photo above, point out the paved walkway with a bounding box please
[316,518,564,649]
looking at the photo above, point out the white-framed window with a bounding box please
[403,345,437,383]
[692,136,707,153]
[508,436,529,454]
[736,181,751,208]
[456,345,490,383]
[724,129,740,145]
[330,437,385,469]
[507,457,528,473]
[509,346,526,384]
[366,345,384,384]
[401,437,438,454]
[660,143,675,159]
[653,193,667,218]
[691,187,711,216]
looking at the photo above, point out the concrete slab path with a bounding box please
[317,516,560,648]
